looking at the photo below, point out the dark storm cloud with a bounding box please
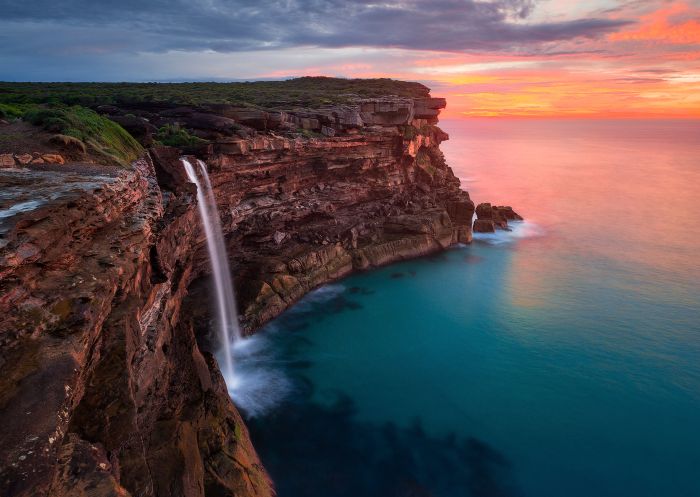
[0,0,630,56]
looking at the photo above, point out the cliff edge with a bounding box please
[0,78,517,497]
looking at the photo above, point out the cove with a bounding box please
[235,119,700,497]
[239,235,700,497]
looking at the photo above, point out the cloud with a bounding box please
[609,2,700,44]
[0,0,630,58]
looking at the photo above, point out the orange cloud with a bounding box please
[610,2,700,44]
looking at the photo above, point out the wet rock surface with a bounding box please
[0,88,519,496]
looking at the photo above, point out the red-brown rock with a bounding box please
[473,219,496,233]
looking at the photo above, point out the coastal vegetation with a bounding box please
[155,124,207,148]
[0,77,429,109]
[0,77,432,166]
[0,103,142,166]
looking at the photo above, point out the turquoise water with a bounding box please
[234,119,700,497]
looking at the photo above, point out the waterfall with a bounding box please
[181,158,240,383]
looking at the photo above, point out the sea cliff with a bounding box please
[0,78,516,496]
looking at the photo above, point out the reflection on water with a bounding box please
[236,119,700,497]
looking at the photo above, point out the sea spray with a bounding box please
[182,158,239,382]
[472,220,544,245]
[229,285,350,416]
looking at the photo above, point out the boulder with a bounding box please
[15,153,33,165]
[42,154,65,164]
[475,203,522,230]
[494,205,523,221]
[473,219,495,233]
[475,202,493,219]
[0,153,16,167]
[150,145,192,192]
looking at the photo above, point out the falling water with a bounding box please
[182,158,240,382]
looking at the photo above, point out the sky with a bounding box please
[1,0,699,117]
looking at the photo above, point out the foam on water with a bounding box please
[293,284,346,311]
[223,284,348,416]
[472,220,544,245]
[225,334,293,417]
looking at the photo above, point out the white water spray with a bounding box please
[182,158,240,382]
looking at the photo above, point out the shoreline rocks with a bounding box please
[473,202,523,233]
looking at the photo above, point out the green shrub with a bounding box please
[0,77,431,110]
[155,124,207,147]
[0,103,26,119]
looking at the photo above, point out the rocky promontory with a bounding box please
[0,78,520,496]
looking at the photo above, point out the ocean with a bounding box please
[231,119,700,497]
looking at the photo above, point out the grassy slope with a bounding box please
[1,103,143,167]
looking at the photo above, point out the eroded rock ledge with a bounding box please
[0,85,519,497]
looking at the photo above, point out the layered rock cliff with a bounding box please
[0,80,514,496]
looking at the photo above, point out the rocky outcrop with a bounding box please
[187,98,474,330]
[0,85,514,496]
[473,202,523,233]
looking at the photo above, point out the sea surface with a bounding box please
[231,119,700,497]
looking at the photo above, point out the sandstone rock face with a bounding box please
[494,205,523,222]
[41,154,65,164]
[0,160,271,497]
[0,90,515,496]
[475,202,493,220]
[175,97,477,330]
[0,154,15,168]
[473,219,496,233]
